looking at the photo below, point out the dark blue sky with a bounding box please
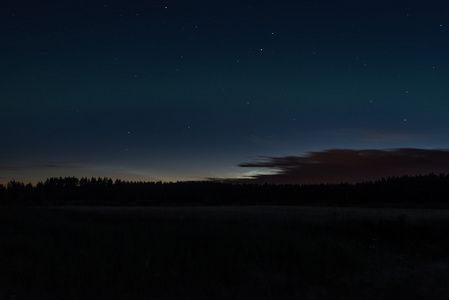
[2,0,449,184]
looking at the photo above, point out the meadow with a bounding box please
[1,206,449,299]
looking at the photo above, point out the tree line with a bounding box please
[1,173,449,207]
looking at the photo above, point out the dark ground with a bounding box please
[1,206,449,299]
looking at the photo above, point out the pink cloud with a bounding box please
[235,148,449,184]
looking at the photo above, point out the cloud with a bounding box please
[249,135,282,145]
[32,161,91,169]
[231,148,449,184]
[359,132,417,142]
[0,160,92,172]
[0,166,22,171]
[338,128,418,142]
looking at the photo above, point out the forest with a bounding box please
[2,173,449,207]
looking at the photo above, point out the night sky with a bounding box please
[2,0,449,185]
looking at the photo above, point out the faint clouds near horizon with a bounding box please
[223,148,449,185]
[338,128,419,143]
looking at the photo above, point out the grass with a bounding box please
[1,206,449,299]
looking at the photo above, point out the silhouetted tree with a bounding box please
[3,173,449,207]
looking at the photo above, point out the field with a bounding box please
[1,206,449,299]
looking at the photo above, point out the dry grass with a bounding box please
[1,206,449,299]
